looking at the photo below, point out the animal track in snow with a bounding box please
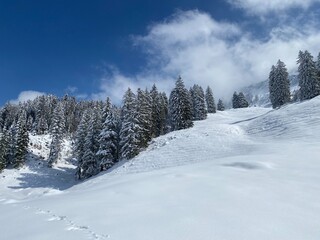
[23,205,110,240]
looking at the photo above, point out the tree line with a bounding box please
[0,77,226,178]
[269,50,320,109]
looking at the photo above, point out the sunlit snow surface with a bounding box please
[1,97,320,240]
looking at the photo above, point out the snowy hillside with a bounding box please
[241,75,299,107]
[1,96,320,240]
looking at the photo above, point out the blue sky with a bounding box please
[1,0,320,105]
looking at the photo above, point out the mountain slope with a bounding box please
[1,97,320,240]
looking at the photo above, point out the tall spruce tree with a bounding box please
[190,85,207,120]
[136,88,152,148]
[297,50,320,100]
[14,110,29,168]
[97,105,120,170]
[269,60,291,108]
[217,99,225,111]
[232,92,240,109]
[48,102,65,167]
[76,107,101,179]
[150,84,161,138]
[119,88,141,160]
[238,92,249,108]
[205,86,216,113]
[0,131,9,171]
[169,76,193,130]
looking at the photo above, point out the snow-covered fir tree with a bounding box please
[159,92,169,135]
[136,88,152,148]
[190,85,207,120]
[238,92,249,108]
[233,92,248,108]
[14,110,29,168]
[298,50,320,100]
[74,109,91,174]
[217,99,225,111]
[150,84,162,138]
[97,104,120,171]
[232,92,240,109]
[119,88,141,160]
[269,60,291,108]
[48,102,65,167]
[169,76,193,130]
[76,107,102,179]
[205,86,216,113]
[0,131,9,171]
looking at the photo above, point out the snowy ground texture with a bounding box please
[1,97,320,240]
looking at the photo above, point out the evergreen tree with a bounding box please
[48,103,65,167]
[119,88,141,160]
[136,88,152,148]
[269,60,291,108]
[0,131,9,171]
[7,121,17,166]
[159,92,169,135]
[232,92,240,109]
[205,86,216,113]
[76,107,101,179]
[238,92,249,108]
[150,84,161,138]
[217,99,225,111]
[14,110,29,168]
[74,109,91,173]
[190,85,207,120]
[97,105,120,171]
[297,50,320,100]
[169,76,193,130]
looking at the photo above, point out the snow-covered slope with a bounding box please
[1,97,320,240]
[241,75,299,107]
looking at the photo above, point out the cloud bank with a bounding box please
[228,0,320,15]
[94,9,320,104]
[10,90,46,104]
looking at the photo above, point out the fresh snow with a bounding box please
[1,97,320,240]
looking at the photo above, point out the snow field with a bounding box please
[1,96,320,240]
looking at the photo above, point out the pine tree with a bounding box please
[136,88,152,148]
[48,103,65,167]
[269,60,291,108]
[159,92,169,135]
[14,110,29,168]
[150,84,161,138]
[190,85,207,120]
[97,105,120,170]
[232,92,240,109]
[76,107,101,179]
[169,76,193,130]
[205,86,216,113]
[7,121,17,166]
[217,99,225,111]
[298,50,320,100]
[238,92,249,108]
[0,131,9,171]
[119,88,141,160]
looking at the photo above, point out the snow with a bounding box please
[1,97,320,239]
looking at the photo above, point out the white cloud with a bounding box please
[10,90,46,104]
[228,0,320,15]
[93,10,320,103]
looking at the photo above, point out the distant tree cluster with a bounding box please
[0,76,219,178]
[268,50,320,109]
[232,92,249,109]
[75,77,219,179]
[0,95,106,171]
